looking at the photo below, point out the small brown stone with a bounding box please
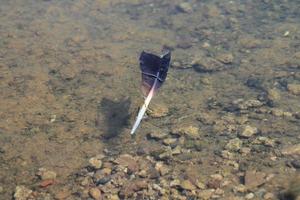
[207,178,221,189]
[180,180,196,191]
[119,180,148,198]
[40,179,55,188]
[55,189,71,199]
[288,84,300,95]
[244,170,266,189]
[281,144,300,155]
[216,53,234,64]
[89,187,102,200]
[114,154,139,173]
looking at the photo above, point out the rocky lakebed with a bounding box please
[0,0,300,199]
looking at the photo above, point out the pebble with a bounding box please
[14,186,33,200]
[89,187,102,200]
[239,99,264,110]
[283,111,293,117]
[287,84,300,95]
[180,180,196,191]
[81,177,90,186]
[225,138,243,151]
[233,184,247,193]
[55,189,71,199]
[197,189,214,199]
[216,53,234,64]
[110,194,120,200]
[158,149,172,160]
[155,162,169,176]
[244,170,266,189]
[215,188,224,195]
[170,179,181,188]
[192,56,225,72]
[171,125,200,139]
[147,165,160,179]
[267,88,281,101]
[221,150,234,159]
[89,157,103,169]
[119,180,148,198]
[210,174,223,181]
[252,137,276,147]
[172,60,191,69]
[147,130,168,140]
[172,61,181,68]
[196,180,206,189]
[50,114,56,123]
[271,108,285,117]
[245,192,255,199]
[177,2,193,13]
[281,144,300,155]
[114,154,138,173]
[163,138,177,146]
[239,125,258,138]
[152,183,165,195]
[207,174,223,189]
[263,192,274,199]
[37,168,57,180]
[171,145,182,155]
[40,179,55,187]
[102,167,112,175]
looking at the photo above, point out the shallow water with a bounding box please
[0,0,300,199]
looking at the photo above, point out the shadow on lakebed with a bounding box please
[97,97,131,139]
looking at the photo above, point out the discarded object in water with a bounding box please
[130,50,171,135]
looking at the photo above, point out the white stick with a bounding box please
[130,78,158,135]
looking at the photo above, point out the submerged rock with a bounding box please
[225,138,243,151]
[281,144,300,155]
[216,53,234,64]
[37,168,57,180]
[180,180,196,191]
[171,125,200,139]
[119,180,148,198]
[197,189,215,199]
[14,186,33,200]
[147,130,168,140]
[89,155,103,169]
[163,138,177,146]
[287,84,300,95]
[114,154,139,173]
[177,2,193,13]
[89,187,102,200]
[239,125,258,138]
[252,137,276,147]
[155,162,169,176]
[244,170,266,189]
[192,56,225,72]
[267,88,281,101]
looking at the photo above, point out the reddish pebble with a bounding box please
[40,179,55,188]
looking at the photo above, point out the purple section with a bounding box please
[139,51,171,95]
